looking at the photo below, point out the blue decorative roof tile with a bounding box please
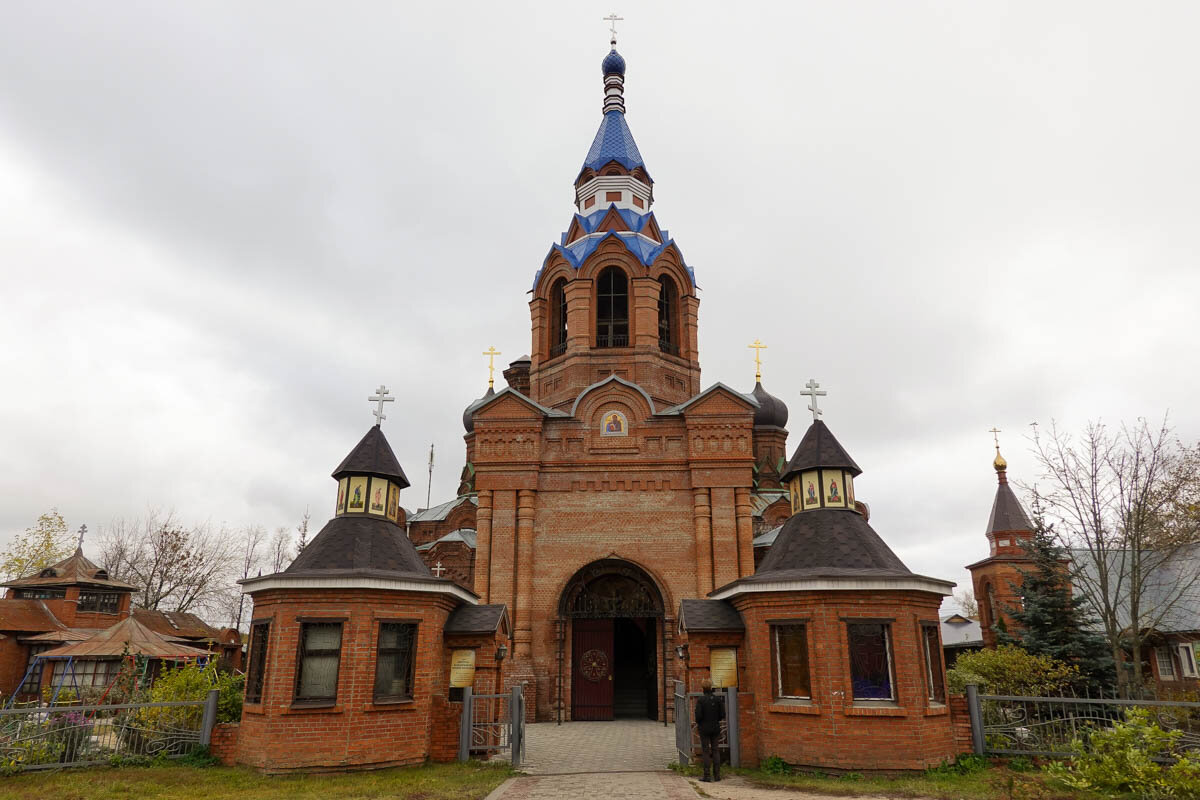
[580,112,649,178]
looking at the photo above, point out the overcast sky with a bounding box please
[2,2,1197,612]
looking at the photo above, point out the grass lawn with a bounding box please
[673,759,1094,800]
[0,761,514,800]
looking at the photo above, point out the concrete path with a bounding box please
[486,772,699,800]
[520,720,677,775]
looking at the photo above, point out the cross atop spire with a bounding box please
[369,385,394,426]
[988,426,1002,452]
[801,379,827,422]
[748,339,767,382]
[482,347,502,389]
[76,524,87,552]
[603,12,623,45]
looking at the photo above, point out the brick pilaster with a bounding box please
[735,487,754,578]
[473,490,493,601]
[693,488,713,595]
[514,489,536,658]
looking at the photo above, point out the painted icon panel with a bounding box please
[369,478,389,515]
[600,410,628,436]
[336,477,348,514]
[801,470,821,508]
[387,483,401,522]
[347,476,368,511]
[846,475,856,507]
[824,469,846,507]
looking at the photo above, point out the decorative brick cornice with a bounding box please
[710,575,955,601]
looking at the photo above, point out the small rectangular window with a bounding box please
[245,621,270,704]
[374,622,418,702]
[19,646,49,694]
[922,624,946,703]
[771,624,811,699]
[1175,644,1197,679]
[1156,646,1176,678]
[16,589,65,600]
[77,591,121,613]
[848,623,895,701]
[295,621,343,703]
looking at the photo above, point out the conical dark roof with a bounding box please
[987,483,1033,534]
[751,382,789,428]
[781,420,861,480]
[332,425,409,487]
[285,516,431,579]
[752,508,913,580]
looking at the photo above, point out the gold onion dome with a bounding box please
[993,450,1008,472]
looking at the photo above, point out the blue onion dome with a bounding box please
[751,381,789,428]
[602,48,626,76]
[462,387,494,433]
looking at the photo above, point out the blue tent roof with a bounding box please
[580,111,649,179]
[533,230,696,290]
[560,206,657,245]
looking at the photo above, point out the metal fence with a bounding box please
[458,685,524,767]
[673,681,739,768]
[0,689,218,771]
[966,684,1200,760]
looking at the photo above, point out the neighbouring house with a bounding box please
[0,548,242,700]
[940,613,983,668]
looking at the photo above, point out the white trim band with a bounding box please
[240,575,477,604]
[709,576,955,601]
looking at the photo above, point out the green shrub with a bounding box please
[1045,707,1200,799]
[761,755,790,774]
[946,646,1078,696]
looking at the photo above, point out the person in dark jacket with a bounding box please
[693,679,725,782]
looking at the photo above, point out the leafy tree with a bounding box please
[0,509,74,581]
[946,645,1079,695]
[998,515,1115,691]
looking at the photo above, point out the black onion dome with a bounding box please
[462,387,495,433]
[333,425,409,487]
[751,382,789,428]
[602,48,626,76]
[285,516,431,578]
[781,420,862,481]
[753,508,912,580]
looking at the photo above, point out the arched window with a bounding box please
[596,268,628,347]
[549,278,568,356]
[657,276,679,355]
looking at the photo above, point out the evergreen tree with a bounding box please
[998,514,1115,691]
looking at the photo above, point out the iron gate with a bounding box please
[673,680,739,768]
[458,684,524,767]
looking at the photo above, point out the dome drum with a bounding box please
[788,468,856,514]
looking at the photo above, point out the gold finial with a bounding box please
[989,427,1007,472]
[748,339,767,382]
[482,346,502,389]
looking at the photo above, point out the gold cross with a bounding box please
[988,427,1002,452]
[748,339,767,382]
[482,346,502,389]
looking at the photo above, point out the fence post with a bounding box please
[726,689,740,768]
[458,686,473,763]
[510,684,523,768]
[199,689,219,746]
[965,684,984,756]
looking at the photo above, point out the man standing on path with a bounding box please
[693,679,725,782]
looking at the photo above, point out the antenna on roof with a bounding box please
[426,443,435,509]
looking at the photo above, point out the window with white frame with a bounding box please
[1177,643,1199,679]
[1156,646,1176,679]
[50,659,119,689]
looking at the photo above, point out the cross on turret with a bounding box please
[369,385,394,426]
[801,379,827,422]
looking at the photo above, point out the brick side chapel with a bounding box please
[231,37,963,772]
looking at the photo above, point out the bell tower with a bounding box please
[526,38,701,411]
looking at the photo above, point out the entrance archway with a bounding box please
[556,560,665,723]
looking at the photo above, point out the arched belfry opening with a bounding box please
[556,559,665,722]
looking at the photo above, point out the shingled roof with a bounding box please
[3,548,136,591]
[987,482,1033,535]
[781,420,862,481]
[445,604,509,635]
[678,599,744,632]
[752,508,913,580]
[284,515,432,579]
[332,425,410,487]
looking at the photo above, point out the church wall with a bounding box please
[732,590,957,771]
[235,588,456,773]
[0,637,30,699]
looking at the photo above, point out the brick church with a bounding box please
[229,36,965,773]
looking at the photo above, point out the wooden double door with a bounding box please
[571,618,657,721]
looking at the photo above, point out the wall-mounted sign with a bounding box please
[710,647,738,689]
[449,649,476,688]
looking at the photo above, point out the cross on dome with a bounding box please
[369,385,394,426]
[603,12,623,44]
[801,379,827,422]
[482,346,502,389]
[748,339,767,382]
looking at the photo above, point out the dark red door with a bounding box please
[572,619,614,720]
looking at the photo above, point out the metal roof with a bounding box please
[0,599,66,632]
[38,616,210,660]
[416,529,478,552]
[581,111,647,177]
[3,548,136,591]
[409,495,478,523]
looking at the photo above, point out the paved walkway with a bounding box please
[487,773,886,800]
[520,719,677,774]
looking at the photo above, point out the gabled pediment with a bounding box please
[473,388,564,422]
[661,383,758,417]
